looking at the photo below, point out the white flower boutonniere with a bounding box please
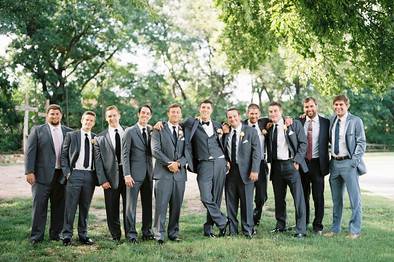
[91,138,96,145]
[178,129,184,139]
[240,131,245,140]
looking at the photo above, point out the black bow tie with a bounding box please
[201,121,210,126]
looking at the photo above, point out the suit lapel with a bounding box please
[134,124,146,146]
[164,122,177,146]
[190,119,199,142]
[104,129,115,153]
[45,124,56,154]
[75,130,81,157]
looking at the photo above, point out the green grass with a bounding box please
[1,190,394,262]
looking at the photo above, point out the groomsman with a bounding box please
[151,104,189,244]
[224,108,261,237]
[61,111,98,246]
[243,103,270,227]
[299,97,330,234]
[266,102,307,238]
[94,105,126,241]
[183,100,229,237]
[25,104,72,244]
[122,105,154,243]
[325,95,366,239]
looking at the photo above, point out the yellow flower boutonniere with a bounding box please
[240,131,245,140]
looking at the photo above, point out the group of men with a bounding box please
[25,94,366,246]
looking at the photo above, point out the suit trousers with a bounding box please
[329,159,362,234]
[196,158,228,235]
[104,166,127,239]
[271,160,306,234]
[125,175,153,239]
[253,160,268,224]
[62,170,96,239]
[30,170,65,241]
[153,177,186,241]
[300,158,325,231]
[225,165,254,236]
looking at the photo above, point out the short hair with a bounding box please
[304,97,317,105]
[226,107,240,115]
[269,101,282,108]
[199,99,214,108]
[138,104,153,114]
[333,95,350,106]
[82,111,96,118]
[167,103,182,112]
[105,105,119,113]
[247,103,260,111]
[46,104,62,114]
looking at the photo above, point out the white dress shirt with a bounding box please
[248,120,265,160]
[48,123,63,169]
[167,122,180,136]
[276,118,290,160]
[201,119,214,137]
[75,130,94,171]
[332,112,349,157]
[108,126,124,149]
[227,124,242,162]
[304,115,320,159]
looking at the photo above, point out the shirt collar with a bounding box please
[137,123,147,131]
[48,123,61,130]
[337,112,348,122]
[248,120,258,127]
[81,129,91,137]
[306,115,319,122]
[232,123,242,134]
[109,126,122,133]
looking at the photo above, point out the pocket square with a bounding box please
[242,140,249,144]
[288,131,294,136]
[180,138,185,141]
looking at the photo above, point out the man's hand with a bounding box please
[124,175,135,188]
[167,161,179,173]
[153,121,164,131]
[101,182,111,190]
[26,173,36,185]
[285,117,293,126]
[222,123,230,134]
[293,162,299,170]
[249,171,258,182]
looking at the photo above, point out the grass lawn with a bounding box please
[1,188,393,262]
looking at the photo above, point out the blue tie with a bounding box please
[334,119,341,155]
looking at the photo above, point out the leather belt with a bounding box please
[332,156,350,161]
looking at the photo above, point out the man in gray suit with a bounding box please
[266,102,307,238]
[25,104,72,244]
[224,108,261,237]
[94,105,126,241]
[61,111,98,246]
[122,105,154,243]
[151,104,189,244]
[324,95,366,240]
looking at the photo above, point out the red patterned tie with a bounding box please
[307,120,313,160]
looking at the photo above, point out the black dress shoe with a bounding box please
[270,227,287,233]
[204,233,216,238]
[293,233,306,239]
[169,237,182,242]
[142,235,154,241]
[157,239,164,245]
[79,237,94,245]
[63,238,72,246]
[49,236,60,241]
[30,239,42,246]
[128,238,138,244]
[219,222,229,237]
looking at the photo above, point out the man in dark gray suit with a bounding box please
[243,103,270,227]
[25,104,72,245]
[266,102,307,238]
[183,100,229,237]
[122,105,154,243]
[151,104,189,244]
[224,108,261,237]
[299,97,330,235]
[94,105,126,241]
[324,95,366,240]
[61,111,98,246]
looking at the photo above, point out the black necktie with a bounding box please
[115,129,121,165]
[83,133,90,168]
[272,124,278,160]
[202,121,210,126]
[334,119,341,155]
[142,127,148,148]
[231,130,237,164]
[172,126,178,147]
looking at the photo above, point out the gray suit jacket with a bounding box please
[151,122,188,181]
[330,113,367,175]
[266,119,309,173]
[61,130,98,185]
[25,123,73,185]
[122,124,153,182]
[224,124,261,184]
[94,128,122,189]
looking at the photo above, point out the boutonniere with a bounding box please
[240,131,245,140]
[216,128,223,136]
[178,128,184,139]
[91,138,96,145]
